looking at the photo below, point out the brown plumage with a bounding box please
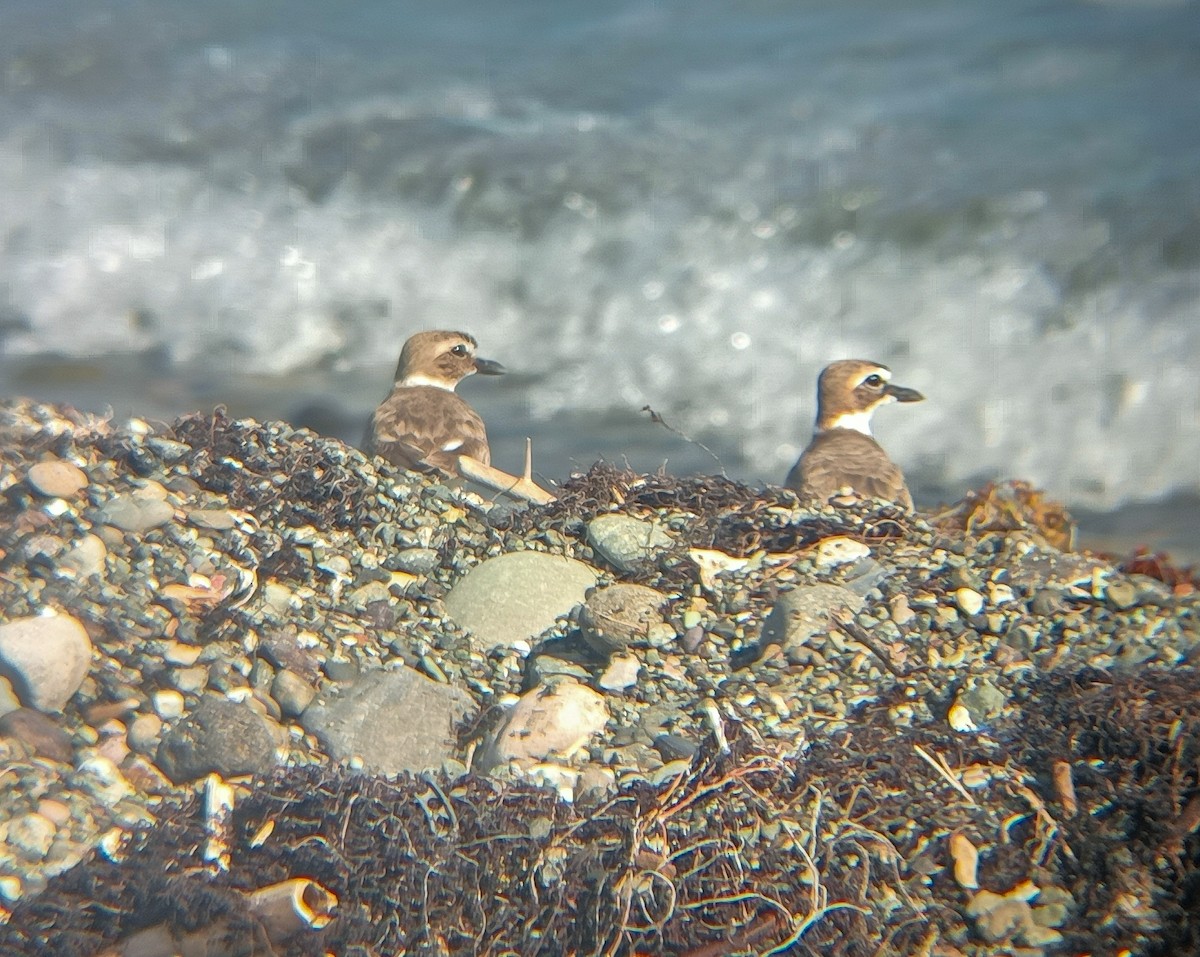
[365,330,505,475]
[785,359,924,510]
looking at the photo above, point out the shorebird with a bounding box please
[365,330,505,474]
[365,330,555,504]
[785,359,924,510]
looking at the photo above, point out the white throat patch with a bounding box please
[824,410,875,435]
[399,374,459,391]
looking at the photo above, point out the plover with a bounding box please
[365,330,505,474]
[785,359,924,510]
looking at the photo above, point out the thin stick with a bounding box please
[641,405,726,476]
[833,613,906,679]
[912,744,976,805]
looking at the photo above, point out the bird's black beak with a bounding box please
[886,383,924,403]
[473,357,506,376]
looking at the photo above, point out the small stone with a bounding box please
[4,813,56,861]
[75,755,132,806]
[99,490,175,532]
[445,551,599,651]
[152,690,186,720]
[954,587,985,617]
[954,678,1007,729]
[889,594,915,626]
[170,666,209,694]
[59,534,108,579]
[0,613,93,713]
[389,548,441,574]
[652,733,697,762]
[127,713,164,754]
[966,890,1035,943]
[271,668,317,718]
[477,678,609,772]
[759,585,865,650]
[26,460,88,498]
[36,799,71,827]
[0,676,20,718]
[813,536,871,569]
[0,708,74,763]
[323,656,360,683]
[586,514,674,572]
[579,583,669,655]
[259,627,321,682]
[186,508,239,531]
[1105,579,1138,610]
[576,764,618,802]
[156,695,281,784]
[597,653,641,692]
[162,642,203,667]
[301,667,472,775]
[145,437,191,462]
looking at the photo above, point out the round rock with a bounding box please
[59,534,108,579]
[0,613,93,713]
[271,668,317,718]
[155,695,280,784]
[99,490,175,533]
[301,667,472,775]
[759,585,865,650]
[579,583,670,654]
[586,514,673,573]
[477,678,609,772]
[444,551,598,650]
[26,460,88,498]
[0,708,74,763]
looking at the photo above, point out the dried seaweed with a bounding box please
[931,479,1077,552]
[168,409,383,531]
[6,669,1198,956]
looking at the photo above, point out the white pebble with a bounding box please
[954,587,985,617]
[153,689,186,720]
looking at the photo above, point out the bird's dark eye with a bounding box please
[864,374,883,388]
[450,344,469,357]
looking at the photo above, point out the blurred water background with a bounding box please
[1,0,1198,558]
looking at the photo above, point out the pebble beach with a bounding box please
[0,397,1198,956]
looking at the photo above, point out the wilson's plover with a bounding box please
[785,359,924,511]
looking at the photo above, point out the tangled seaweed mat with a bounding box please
[3,669,1198,957]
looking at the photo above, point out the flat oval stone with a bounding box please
[100,492,175,532]
[586,514,673,573]
[476,678,609,771]
[156,695,280,784]
[759,584,865,651]
[579,583,670,654]
[59,534,108,579]
[0,613,93,713]
[26,460,88,498]
[444,551,599,650]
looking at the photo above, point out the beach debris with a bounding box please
[931,479,1076,551]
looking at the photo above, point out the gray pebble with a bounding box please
[586,514,673,572]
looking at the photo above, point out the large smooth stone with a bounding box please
[758,584,865,650]
[444,551,598,650]
[476,678,609,772]
[301,667,472,775]
[0,613,93,713]
[579,583,670,654]
[156,695,280,784]
[586,514,674,572]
